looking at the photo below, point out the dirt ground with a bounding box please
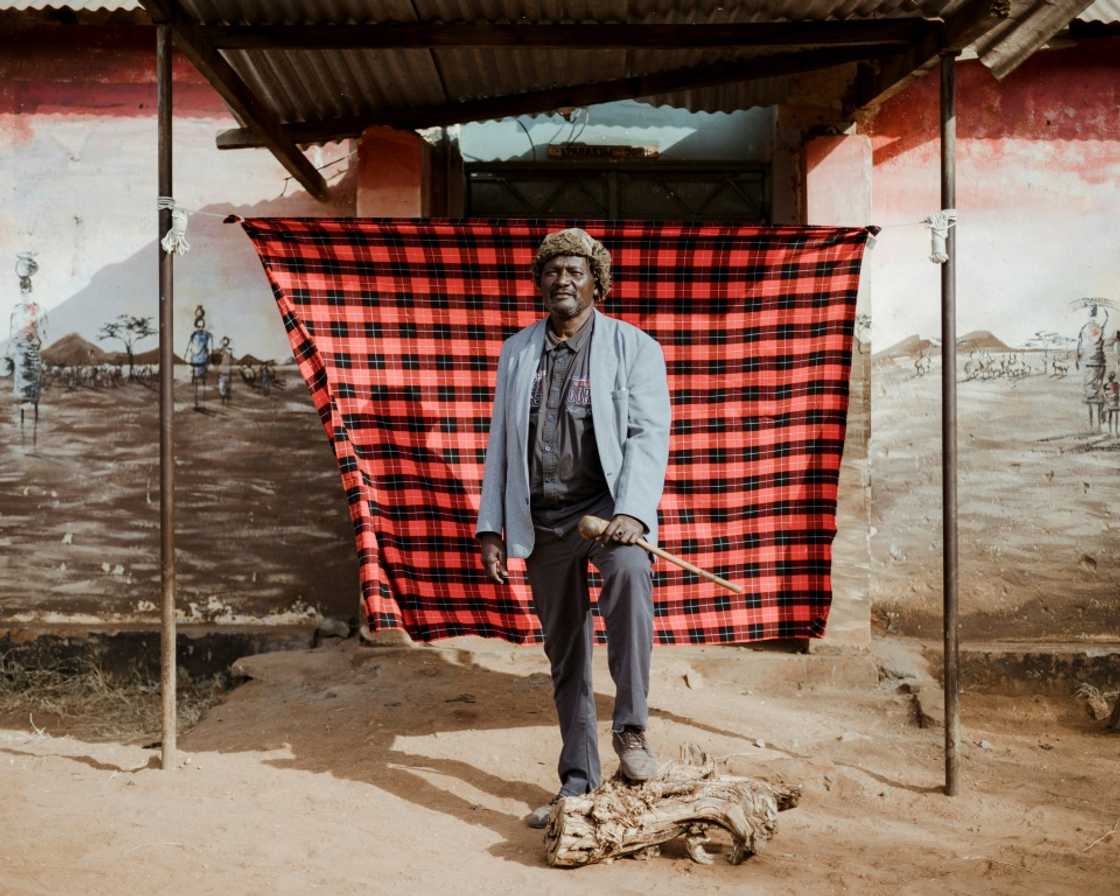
[2,635,1117,896]
[870,353,1120,640]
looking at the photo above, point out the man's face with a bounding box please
[539,254,598,320]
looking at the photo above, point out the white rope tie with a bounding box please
[856,216,956,262]
[157,196,191,256]
[923,209,957,264]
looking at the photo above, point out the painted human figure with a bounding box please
[217,336,234,405]
[184,305,214,411]
[9,252,47,439]
[1076,304,1108,430]
[1105,371,1120,437]
[258,361,274,396]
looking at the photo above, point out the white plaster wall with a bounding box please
[0,114,353,362]
[868,145,1119,353]
[865,49,1120,640]
[3,101,769,363]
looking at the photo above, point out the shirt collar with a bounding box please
[544,313,594,353]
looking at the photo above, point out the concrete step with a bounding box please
[916,638,1120,695]
[366,631,879,692]
[0,624,316,682]
[0,623,878,693]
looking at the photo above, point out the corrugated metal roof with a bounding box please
[973,0,1098,78]
[1077,0,1120,22]
[3,0,1100,125]
[9,0,1110,27]
[179,0,974,24]
[174,0,976,131]
[14,0,1111,21]
[0,1,140,8]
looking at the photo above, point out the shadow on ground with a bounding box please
[176,640,767,867]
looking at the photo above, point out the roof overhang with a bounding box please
[121,0,1095,201]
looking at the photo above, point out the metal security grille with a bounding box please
[465,162,770,222]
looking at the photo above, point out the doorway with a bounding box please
[465,161,769,222]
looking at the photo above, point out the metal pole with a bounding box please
[940,51,960,797]
[157,19,177,770]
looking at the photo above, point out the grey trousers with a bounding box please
[524,517,654,796]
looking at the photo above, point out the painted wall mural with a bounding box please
[1072,298,1119,433]
[8,252,47,441]
[870,306,1120,640]
[0,284,358,627]
[866,43,1120,641]
[0,92,363,626]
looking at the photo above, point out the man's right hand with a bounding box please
[479,533,509,584]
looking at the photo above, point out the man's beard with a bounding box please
[549,294,581,318]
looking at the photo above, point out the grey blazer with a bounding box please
[476,308,671,559]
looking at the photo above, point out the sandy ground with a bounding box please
[2,635,1118,896]
[0,369,360,623]
[870,354,1120,640]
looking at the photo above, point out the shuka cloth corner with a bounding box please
[241,218,872,645]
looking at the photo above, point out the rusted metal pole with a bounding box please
[157,19,177,769]
[940,51,960,797]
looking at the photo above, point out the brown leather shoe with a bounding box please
[612,726,658,782]
[526,794,561,829]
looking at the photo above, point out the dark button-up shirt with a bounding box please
[528,315,610,530]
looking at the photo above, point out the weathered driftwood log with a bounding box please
[544,746,800,867]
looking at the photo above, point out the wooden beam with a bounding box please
[203,20,938,50]
[853,0,1010,111]
[139,0,328,200]
[217,45,890,150]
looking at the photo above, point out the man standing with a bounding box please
[475,228,671,828]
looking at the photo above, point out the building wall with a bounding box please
[11,28,1100,644]
[865,40,1120,639]
[0,27,363,627]
[804,135,874,651]
[0,24,870,647]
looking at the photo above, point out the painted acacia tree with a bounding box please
[98,314,156,380]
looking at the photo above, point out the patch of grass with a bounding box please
[0,650,232,743]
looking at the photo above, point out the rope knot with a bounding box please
[157,196,191,256]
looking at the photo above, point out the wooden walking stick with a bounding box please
[578,515,744,594]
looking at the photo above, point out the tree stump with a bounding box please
[543,746,800,867]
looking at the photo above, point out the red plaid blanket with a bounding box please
[241,218,873,644]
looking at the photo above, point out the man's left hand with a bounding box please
[599,513,645,545]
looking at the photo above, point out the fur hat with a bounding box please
[531,228,612,298]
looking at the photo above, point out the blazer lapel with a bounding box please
[511,318,547,462]
[589,307,614,427]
